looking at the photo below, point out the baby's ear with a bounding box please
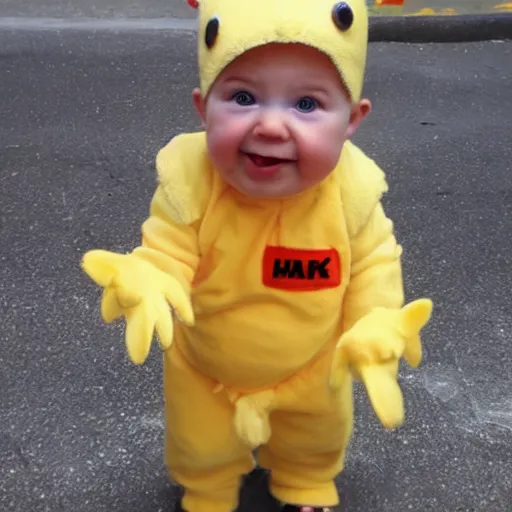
[346,99,372,139]
[192,88,206,126]
[358,99,372,119]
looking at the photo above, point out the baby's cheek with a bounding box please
[211,112,241,145]
[305,134,343,173]
[301,164,333,189]
[206,130,238,173]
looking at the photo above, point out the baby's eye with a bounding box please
[232,91,255,106]
[296,97,318,113]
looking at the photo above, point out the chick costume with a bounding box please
[82,0,433,511]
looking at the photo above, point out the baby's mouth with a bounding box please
[244,152,293,168]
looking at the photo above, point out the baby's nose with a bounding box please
[253,109,290,140]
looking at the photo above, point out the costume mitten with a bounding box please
[330,299,433,428]
[82,250,194,364]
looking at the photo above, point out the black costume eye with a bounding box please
[205,17,219,48]
[332,2,354,31]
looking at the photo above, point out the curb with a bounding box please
[0,13,511,43]
[370,13,512,42]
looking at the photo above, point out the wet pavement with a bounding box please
[0,18,511,512]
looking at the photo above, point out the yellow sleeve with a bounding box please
[132,186,201,294]
[131,132,212,294]
[342,201,404,332]
[335,141,404,332]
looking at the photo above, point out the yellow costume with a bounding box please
[82,0,433,510]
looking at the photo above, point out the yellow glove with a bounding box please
[330,298,433,429]
[81,250,194,365]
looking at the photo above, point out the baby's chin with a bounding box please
[230,173,305,199]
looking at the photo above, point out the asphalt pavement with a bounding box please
[0,0,510,17]
[0,24,511,512]
[0,0,195,19]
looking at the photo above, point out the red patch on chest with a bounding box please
[262,246,341,291]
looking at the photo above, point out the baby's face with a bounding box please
[193,43,370,198]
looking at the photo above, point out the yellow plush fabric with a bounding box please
[81,248,195,364]
[196,0,369,101]
[164,337,353,512]
[154,132,418,419]
[331,298,433,428]
[82,131,432,509]
[151,134,391,388]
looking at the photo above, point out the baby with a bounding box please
[82,0,433,511]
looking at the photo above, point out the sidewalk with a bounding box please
[0,0,511,18]
[371,0,512,16]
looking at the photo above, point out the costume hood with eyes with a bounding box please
[191,0,368,102]
[82,2,432,510]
